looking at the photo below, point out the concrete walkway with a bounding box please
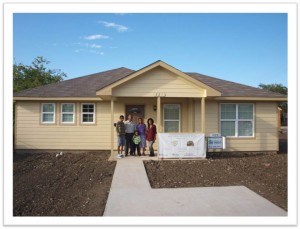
[103,157,287,216]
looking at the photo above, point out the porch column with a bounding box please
[111,97,115,156]
[188,98,194,132]
[157,96,161,132]
[201,97,206,133]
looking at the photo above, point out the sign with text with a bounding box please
[207,137,226,149]
[158,133,206,158]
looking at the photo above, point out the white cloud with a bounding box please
[90,44,101,49]
[74,42,102,49]
[98,21,128,32]
[89,50,104,55]
[83,34,109,40]
[74,49,104,55]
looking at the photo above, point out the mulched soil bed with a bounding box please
[13,151,115,216]
[144,152,287,211]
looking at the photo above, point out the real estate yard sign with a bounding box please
[207,136,226,149]
[158,133,206,158]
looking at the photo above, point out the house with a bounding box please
[13,60,287,156]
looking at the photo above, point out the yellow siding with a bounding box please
[194,100,219,134]
[204,101,219,135]
[112,67,205,98]
[15,101,112,150]
[15,100,279,152]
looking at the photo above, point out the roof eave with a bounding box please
[13,96,103,101]
[213,96,287,101]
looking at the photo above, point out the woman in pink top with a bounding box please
[146,118,157,157]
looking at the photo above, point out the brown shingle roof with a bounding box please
[13,67,134,97]
[13,65,286,99]
[186,72,286,98]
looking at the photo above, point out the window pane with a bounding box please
[42,113,54,122]
[82,104,94,113]
[238,121,253,136]
[62,104,74,112]
[221,121,235,136]
[164,104,180,120]
[238,104,253,119]
[82,105,88,112]
[164,121,179,132]
[221,104,236,119]
[62,114,73,122]
[43,104,54,112]
[83,114,94,122]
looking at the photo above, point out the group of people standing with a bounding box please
[115,114,157,158]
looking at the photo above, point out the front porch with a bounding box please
[108,96,207,159]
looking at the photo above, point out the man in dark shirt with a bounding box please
[116,115,126,158]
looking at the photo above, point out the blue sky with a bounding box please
[13,13,287,87]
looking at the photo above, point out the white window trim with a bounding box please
[220,103,254,138]
[81,103,96,124]
[41,103,56,124]
[163,104,181,133]
[61,103,75,124]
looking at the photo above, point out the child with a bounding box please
[116,115,125,159]
[132,130,141,156]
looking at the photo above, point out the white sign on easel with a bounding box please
[158,133,206,158]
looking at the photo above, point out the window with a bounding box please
[220,103,254,137]
[163,104,180,132]
[41,103,55,123]
[81,103,95,124]
[61,103,75,124]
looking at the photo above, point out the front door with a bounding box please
[125,105,145,124]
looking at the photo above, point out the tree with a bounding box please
[258,83,287,96]
[258,83,288,125]
[13,56,67,92]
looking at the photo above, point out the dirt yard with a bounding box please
[13,130,287,216]
[144,152,287,211]
[13,151,115,216]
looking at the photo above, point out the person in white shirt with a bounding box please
[124,114,136,156]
